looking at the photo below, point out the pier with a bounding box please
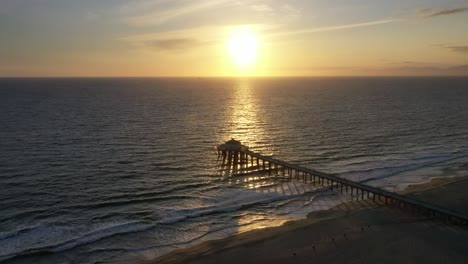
[217,139,468,225]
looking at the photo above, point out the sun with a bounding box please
[227,29,260,68]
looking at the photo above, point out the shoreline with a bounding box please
[139,175,468,264]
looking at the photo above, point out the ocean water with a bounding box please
[1,77,468,263]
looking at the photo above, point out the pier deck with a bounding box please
[217,141,468,225]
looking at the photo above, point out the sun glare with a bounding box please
[227,29,260,69]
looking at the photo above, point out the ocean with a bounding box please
[1,77,467,263]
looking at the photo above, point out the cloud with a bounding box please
[266,63,468,76]
[117,0,174,13]
[419,7,468,18]
[125,0,229,26]
[436,44,468,54]
[445,45,468,54]
[383,63,468,76]
[121,0,302,29]
[86,11,99,21]
[449,65,468,72]
[251,4,273,13]
[146,38,207,51]
[121,23,270,52]
[268,19,401,38]
[244,2,302,24]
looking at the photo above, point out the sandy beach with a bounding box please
[141,176,468,264]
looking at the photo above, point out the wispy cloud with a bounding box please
[251,4,273,13]
[268,19,401,38]
[86,11,99,21]
[436,44,468,54]
[146,38,207,51]
[380,60,468,75]
[449,65,468,72]
[121,0,302,29]
[445,45,468,54]
[125,0,229,27]
[117,0,174,13]
[266,63,468,76]
[121,24,228,52]
[419,7,468,18]
[273,5,467,38]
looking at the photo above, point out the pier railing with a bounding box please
[217,143,468,225]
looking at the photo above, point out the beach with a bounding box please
[143,176,468,264]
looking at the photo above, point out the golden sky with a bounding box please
[1,0,467,77]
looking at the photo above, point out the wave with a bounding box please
[66,194,193,211]
[155,190,284,225]
[0,184,329,262]
[97,181,214,202]
[338,152,468,184]
[264,188,334,214]
[0,221,153,262]
[155,184,334,225]
[5,182,218,221]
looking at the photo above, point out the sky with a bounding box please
[0,0,467,77]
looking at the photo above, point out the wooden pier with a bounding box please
[217,139,468,225]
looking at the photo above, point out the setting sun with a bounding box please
[227,29,260,69]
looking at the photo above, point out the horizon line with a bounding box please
[1,75,468,79]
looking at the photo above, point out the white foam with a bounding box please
[338,151,468,185]
[156,187,286,224]
[0,221,153,260]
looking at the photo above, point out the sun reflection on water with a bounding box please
[237,214,288,233]
[218,79,289,234]
[225,79,271,153]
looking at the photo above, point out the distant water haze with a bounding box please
[0,77,467,263]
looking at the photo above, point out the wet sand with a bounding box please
[140,176,468,264]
